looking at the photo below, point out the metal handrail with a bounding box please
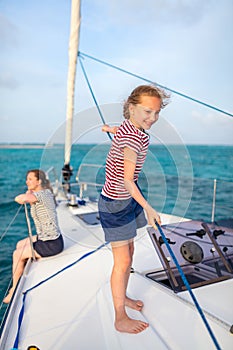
[24,204,36,261]
[45,163,232,221]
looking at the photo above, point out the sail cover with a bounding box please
[64,0,81,165]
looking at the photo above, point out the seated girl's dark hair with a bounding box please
[27,169,52,190]
[27,169,57,205]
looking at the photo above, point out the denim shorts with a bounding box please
[33,234,64,257]
[98,194,147,242]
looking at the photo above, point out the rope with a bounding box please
[0,229,37,314]
[0,205,23,243]
[11,241,108,349]
[153,221,221,350]
[78,51,233,118]
[0,205,26,313]
[79,56,112,141]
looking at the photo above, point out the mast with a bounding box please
[62,0,81,189]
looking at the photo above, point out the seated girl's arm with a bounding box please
[123,147,161,225]
[15,191,38,204]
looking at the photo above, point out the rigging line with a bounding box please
[0,205,23,243]
[11,241,109,349]
[78,56,112,141]
[0,229,37,315]
[79,51,233,118]
[8,234,35,282]
[154,222,221,350]
[136,267,232,333]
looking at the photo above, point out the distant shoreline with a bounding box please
[0,143,232,149]
[0,144,47,149]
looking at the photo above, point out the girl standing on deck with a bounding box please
[4,169,64,304]
[98,85,170,334]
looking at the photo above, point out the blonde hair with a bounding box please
[123,85,170,119]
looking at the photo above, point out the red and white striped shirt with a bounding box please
[102,119,150,199]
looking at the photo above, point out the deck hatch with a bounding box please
[76,212,100,225]
[146,220,233,292]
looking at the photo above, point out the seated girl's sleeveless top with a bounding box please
[30,189,61,241]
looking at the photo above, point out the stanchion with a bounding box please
[24,203,36,261]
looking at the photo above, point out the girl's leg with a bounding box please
[124,241,144,311]
[3,238,41,304]
[111,240,148,334]
[16,235,37,249]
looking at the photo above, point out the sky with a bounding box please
[0,0,233,145]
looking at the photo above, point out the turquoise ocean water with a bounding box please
[0,144,233,322]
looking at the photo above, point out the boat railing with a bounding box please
[73,163,233,221]
[75,163,105,198]
[46,166,61,195]
[136,173,233,223]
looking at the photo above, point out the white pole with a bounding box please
[24,204,36,261]
[211,179,217,223]
[64,0,81,165]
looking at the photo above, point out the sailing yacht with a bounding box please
[0,1,232,349]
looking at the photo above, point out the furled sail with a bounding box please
[63,0,81,185]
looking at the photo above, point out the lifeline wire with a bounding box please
[154,222,221,350]
[11,241,108,350]
[0,205,23,243]
[79,56,112,141]
[79,51,233,118]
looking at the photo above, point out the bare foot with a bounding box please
[115,315,149,334]
[3,288,14,304]
[125,297,144,311]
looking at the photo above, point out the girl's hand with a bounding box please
[144,203,161,226]
[15,191,37,204]
[102,124,118,135]
[15,194,26,204]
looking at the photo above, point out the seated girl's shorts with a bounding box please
[98,194,147,242]
[33,234,64,257]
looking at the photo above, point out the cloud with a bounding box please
[0,73,20,90]
[0,13,19,49]
[84,0,214,29]
[0,0,232,144]
[191,110,233,127]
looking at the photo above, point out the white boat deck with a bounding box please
[1,200,233,350]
